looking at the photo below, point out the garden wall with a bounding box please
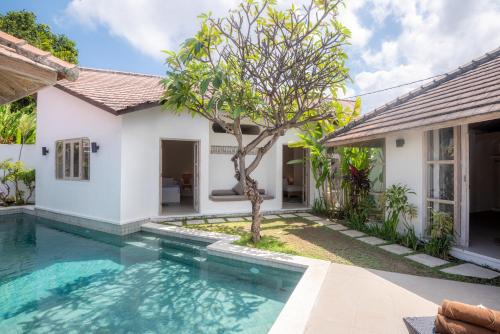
[0,144,37,167]
[0,144,37,203]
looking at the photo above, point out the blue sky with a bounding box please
[2,0,500,112]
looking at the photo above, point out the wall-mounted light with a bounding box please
[91,142,100,153]
[396,138,405,147]
[42,147,49,155]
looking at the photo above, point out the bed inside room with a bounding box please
[161,140,197,215]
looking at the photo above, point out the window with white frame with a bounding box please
[55,138,90,180]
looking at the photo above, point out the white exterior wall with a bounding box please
[120,108,210,222]
[385,129,426,236]
[121,107,314,219]
[36,87,123,223]
[35,89,315,225]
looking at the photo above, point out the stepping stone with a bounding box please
[405,253,449,268]
[280,213,297,218]
[226,217,245,222]
[358,236,386,246]
[326,224,348,231]
[340,230,366,238]
[164,221,183,226]
[379,244,414,255]
[295,212,313,217]
[263,215,280,219]
[206,218,226,223]
[441,263,500,279]
[320,220,337,226]
[311,219,331,226]
[186,219,205,225]
[306,216,324,221]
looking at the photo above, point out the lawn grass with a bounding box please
[176,217,500,287]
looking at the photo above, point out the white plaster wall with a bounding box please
[36,87,122,223]
[120,108,210,222]
[0,144,37,167]
[385,129,425,236]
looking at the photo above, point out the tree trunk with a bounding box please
[246,176,263,243]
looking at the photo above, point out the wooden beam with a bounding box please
[0,52,57,86]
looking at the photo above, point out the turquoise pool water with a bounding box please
[0,214,302,333]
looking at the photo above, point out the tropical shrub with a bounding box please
[0,159,35,205]
[311,197,332,217]
[0,104,36,146]
[425,211,454,259]
[381,184,417,241]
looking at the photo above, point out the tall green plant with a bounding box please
[0,105,36,145]
[425,211,454,259]
[289,100,361,211]
[382,184,417,241]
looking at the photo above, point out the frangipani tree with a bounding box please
[163,0,351,242]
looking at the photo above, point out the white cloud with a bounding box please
[65,0,239,60]
[351,0,500,112]
[65,0,373,60]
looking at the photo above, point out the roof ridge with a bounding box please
[79,66,163,79]
[323,46,500,143]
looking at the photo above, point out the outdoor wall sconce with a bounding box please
[396,138,405,147]
[91,142,100,153]
[42,147,49,156]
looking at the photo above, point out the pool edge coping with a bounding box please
[141,222,330,334]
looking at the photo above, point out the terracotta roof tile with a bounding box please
[55,68,164,114]
[327,47,500,145]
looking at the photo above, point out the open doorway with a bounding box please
[282,146,308,208]
[468,119,500,259]
[160,140,199,215]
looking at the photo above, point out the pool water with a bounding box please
[0,214,302,333]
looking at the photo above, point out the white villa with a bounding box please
[327,47,500,270]
[34,68,321,233]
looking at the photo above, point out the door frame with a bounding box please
[158,138,200,215]
[281,145,309,207]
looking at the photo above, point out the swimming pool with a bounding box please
[0,214,302,333]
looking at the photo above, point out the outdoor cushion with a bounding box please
[232,182,244,195]
[210,194,274,202]
[211,189,236,196]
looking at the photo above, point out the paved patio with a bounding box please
[305,263,500,334]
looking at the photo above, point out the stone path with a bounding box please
[405,254,449,268]
[441,263,500,279]
[226,217,246,222]
[340,229,366,238]
[186,219,205,225]
[379,244,414,255]
[207,218,226,223]
[279,213,297,218]
[326,224,348,231]
[306,216,324,221]
[263,214,281,219]
[176,213,500,280]
[358,236,386,246]
[323,222,500,279]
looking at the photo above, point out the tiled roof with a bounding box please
[0,30,79,81]
[326,47,500,145]
[56,67,163,114]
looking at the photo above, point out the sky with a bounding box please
[1,0,500,112]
